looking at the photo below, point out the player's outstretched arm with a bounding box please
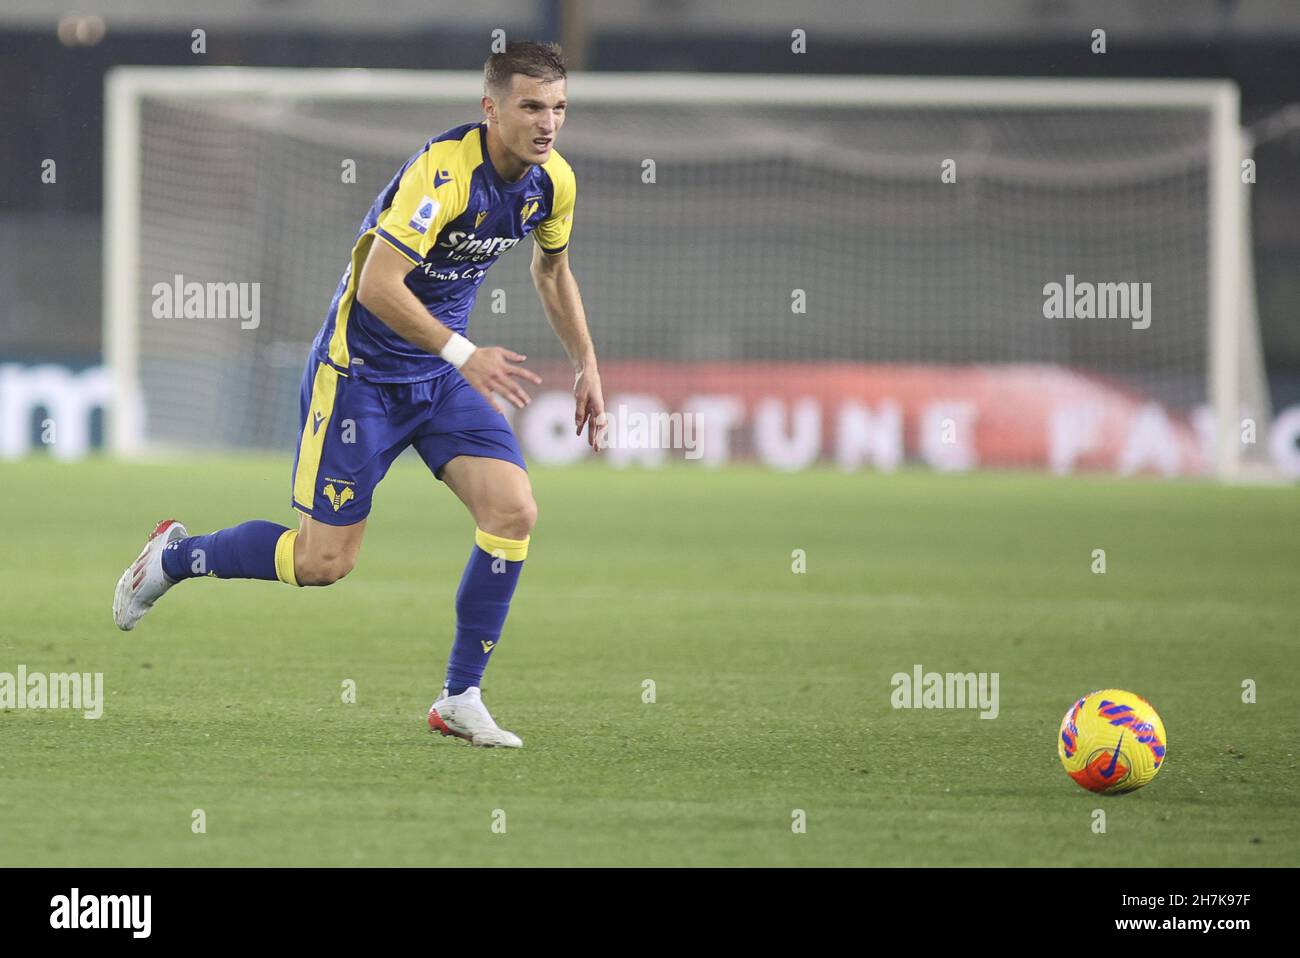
[530,243,605,450]
[358,239,540,413]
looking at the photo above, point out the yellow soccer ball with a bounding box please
[1058,689,1167,794]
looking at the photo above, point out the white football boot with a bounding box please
[113,519,188,631]
[428,686,523,748]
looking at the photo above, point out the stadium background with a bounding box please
[0,2,1297,872]
[2,0,1300,474]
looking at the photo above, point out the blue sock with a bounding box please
[444,529,528,694]
[162,520,299,585]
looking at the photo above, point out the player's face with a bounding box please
[488,75,567,165]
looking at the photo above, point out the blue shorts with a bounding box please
[290,357,526,526]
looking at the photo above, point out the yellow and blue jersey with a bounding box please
[311,121,576,383]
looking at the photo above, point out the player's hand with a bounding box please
[460,347,542,414]
[574,363,606,451]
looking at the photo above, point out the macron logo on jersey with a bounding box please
[409,196,439,235]
[433,169,453,189]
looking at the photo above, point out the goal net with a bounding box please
[104,69,1270,478]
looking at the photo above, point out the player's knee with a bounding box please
[297,548,356,586]
[483,495,537,541]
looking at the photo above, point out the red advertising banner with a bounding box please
[516,360,1212,475]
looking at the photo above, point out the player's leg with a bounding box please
[291,514,366,586]
[162,512,364,587]
[112,513,306,630]
[113,356,399,630]
[284,359,425,584]
[428,456,534,748]
[440,454,538,541]
[440,454,536,690]
[415,374,533,747]
[112,511,366,630]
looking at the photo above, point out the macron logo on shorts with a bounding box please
[409,196,439,235]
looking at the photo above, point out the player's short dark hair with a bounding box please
[484,40,566,96]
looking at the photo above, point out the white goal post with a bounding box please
[103,68,1265,479]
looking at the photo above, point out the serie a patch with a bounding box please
[409,196,439,234]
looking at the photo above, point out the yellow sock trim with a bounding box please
[274,529,300,586]
[474,527,529,562]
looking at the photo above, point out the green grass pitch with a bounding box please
[0,455,1296,866]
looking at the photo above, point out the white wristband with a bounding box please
[440,332,477,369]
